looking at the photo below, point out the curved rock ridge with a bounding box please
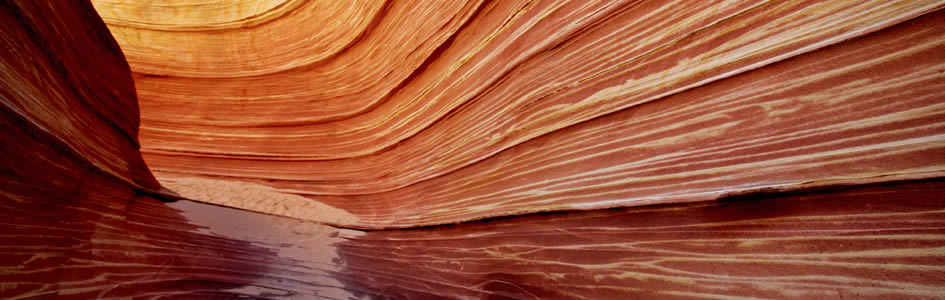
[1,0,157,190]
[92,0,301,29]
[4,2,945,298]
[333,180,945,299]
[95,0,945,228]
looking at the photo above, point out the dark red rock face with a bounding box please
[0,0,157,190]
[1,0,945,299]
[334,180,945,299]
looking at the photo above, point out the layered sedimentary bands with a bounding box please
[1,0,944,299]
[92,0,945,229]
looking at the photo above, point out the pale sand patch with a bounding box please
[158,175,360,226]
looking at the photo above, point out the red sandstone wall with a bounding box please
[1,1,944,298]
[0,1,158,190]
[0,1,257,297]
[94,0,945,229]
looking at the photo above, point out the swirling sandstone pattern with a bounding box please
[1,0,157,191]
[334,180,945,299]
[2,0,945,298]
[94,0,945,228]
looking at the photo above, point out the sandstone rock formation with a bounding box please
[1,0,157,191]
[94,0,945,229]
[2,0,945,298]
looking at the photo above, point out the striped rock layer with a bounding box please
[1,1,945,299]
[93,0,945,229]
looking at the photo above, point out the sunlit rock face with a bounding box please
[2,1,945,298]
[91,0,945,229]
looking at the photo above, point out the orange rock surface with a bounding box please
[2,1,945,298]
[90,0,945,228]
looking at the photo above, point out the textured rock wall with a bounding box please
[0,1,263,297]
[334,180,945,299]
[94,0,945,229]
[2,1,945,298]
[1,0,157,190]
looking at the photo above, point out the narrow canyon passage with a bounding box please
[1,0,944,299]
